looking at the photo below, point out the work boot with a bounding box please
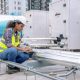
[6,65,20,74]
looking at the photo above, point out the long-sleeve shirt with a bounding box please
[3,28,21,48]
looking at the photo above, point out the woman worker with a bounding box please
[0,20,33,73]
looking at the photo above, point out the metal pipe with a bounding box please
[22,38,56,40]
[29,44,58,47]
[0,60,64,80]
[22,37,67,40]
[57,68,76,77]
[22,38,67,48]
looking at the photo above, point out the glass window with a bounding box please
[18,7,21,10]
[6,6,9,10]
[14,1,16,4]
[18,2,21,5]
[14,6,16,10]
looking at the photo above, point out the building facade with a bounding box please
[28,0,51,11]
[0,0,52,15]
[0,0,28,15]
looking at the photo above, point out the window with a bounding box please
[14,6,16,10]
[6,6,9,10]
[6,12,9,14]
[26,8,28,11]
[14,1,16,4]
[18,2,21,5]
[18,7,21,10]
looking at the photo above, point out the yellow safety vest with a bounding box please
[0,33,20,53]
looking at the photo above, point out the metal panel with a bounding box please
[23,10,50,44]
[68,0,80,49]
[49,0,67,37]
[24,10,50,38]
[49,0,80,50]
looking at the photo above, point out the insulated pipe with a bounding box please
[33,49,80,67]
[22,38,56,40]
[26,43,58,47]
[22,38,67,48]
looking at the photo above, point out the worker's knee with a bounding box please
[9,47,18,55]
[23,54,29,60]
[5,47,18,56]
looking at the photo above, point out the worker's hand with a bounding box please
[21,46,32,53]
[25,46,32,53]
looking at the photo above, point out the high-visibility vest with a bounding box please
[0,32,20,53]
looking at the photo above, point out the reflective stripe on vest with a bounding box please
[0,34,20,53]
[12,34,20,47]
[0,47,6,53]
[0,49,4,53]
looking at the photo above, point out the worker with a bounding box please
[0,20,33,73]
